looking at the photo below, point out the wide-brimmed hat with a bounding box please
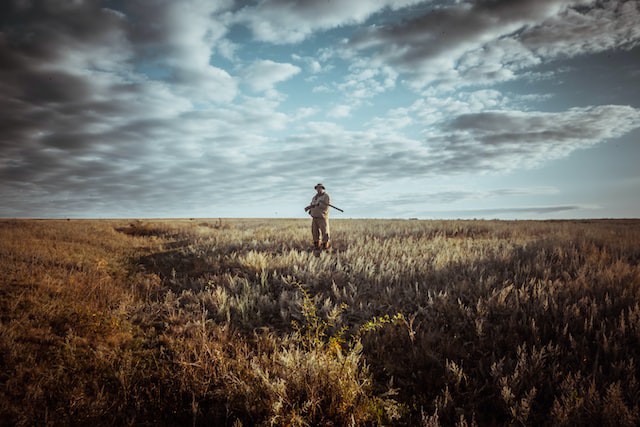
[314,183,325,190]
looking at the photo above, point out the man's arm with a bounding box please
[319,194,331,207]
[304,196,317,212]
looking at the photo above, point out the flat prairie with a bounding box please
[1,218,639,426]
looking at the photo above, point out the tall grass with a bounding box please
[1,218,639,425]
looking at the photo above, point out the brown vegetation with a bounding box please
[1,218,639,426]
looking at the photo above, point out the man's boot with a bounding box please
[313,240,321,250]
[323,241,331,250]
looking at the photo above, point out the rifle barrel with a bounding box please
[329,204,344,212]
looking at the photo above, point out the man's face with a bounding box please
[316,187,324,194]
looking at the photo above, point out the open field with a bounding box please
[1,218,639,426]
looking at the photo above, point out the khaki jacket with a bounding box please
[309,192,331,218]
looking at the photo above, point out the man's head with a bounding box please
[314,183,325,193]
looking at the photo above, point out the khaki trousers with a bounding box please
[311,216,330,243]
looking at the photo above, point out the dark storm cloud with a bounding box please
[347,0,640,87]
[520,0,640,57]
[0,1,127,61]
[431,105,640,172]
[349,0,577,64]
[0,0,247,216]
[445,107,640,141]
[1,4,128,139]
[0,2,127,151]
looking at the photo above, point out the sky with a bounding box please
[1,0,639,219]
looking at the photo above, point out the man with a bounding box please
[304,183,331,250]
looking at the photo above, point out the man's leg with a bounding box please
[311,218,321,249]
[320,218,330,249]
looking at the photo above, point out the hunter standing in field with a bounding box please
[305,183,331,250]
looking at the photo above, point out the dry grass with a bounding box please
[1,218,639,426]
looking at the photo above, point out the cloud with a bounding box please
[455,0,640,86]
[124,0,238,102]
[520,0,640,58]
[411,89,508,126]
[429,105,640,173]
[259,105,640,191]
[0,0,237,154]
[348,0,580,83]
[338,60,398,99]
[0,0,250,217]
[233,0,424,44]
[2,101,638,217]
[242,59,301,92]
[327,105,353,119]
[291,54,324,74]
[213,104,640,211]
[345,0,640,88]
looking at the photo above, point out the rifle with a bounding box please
[305,202,344,213]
